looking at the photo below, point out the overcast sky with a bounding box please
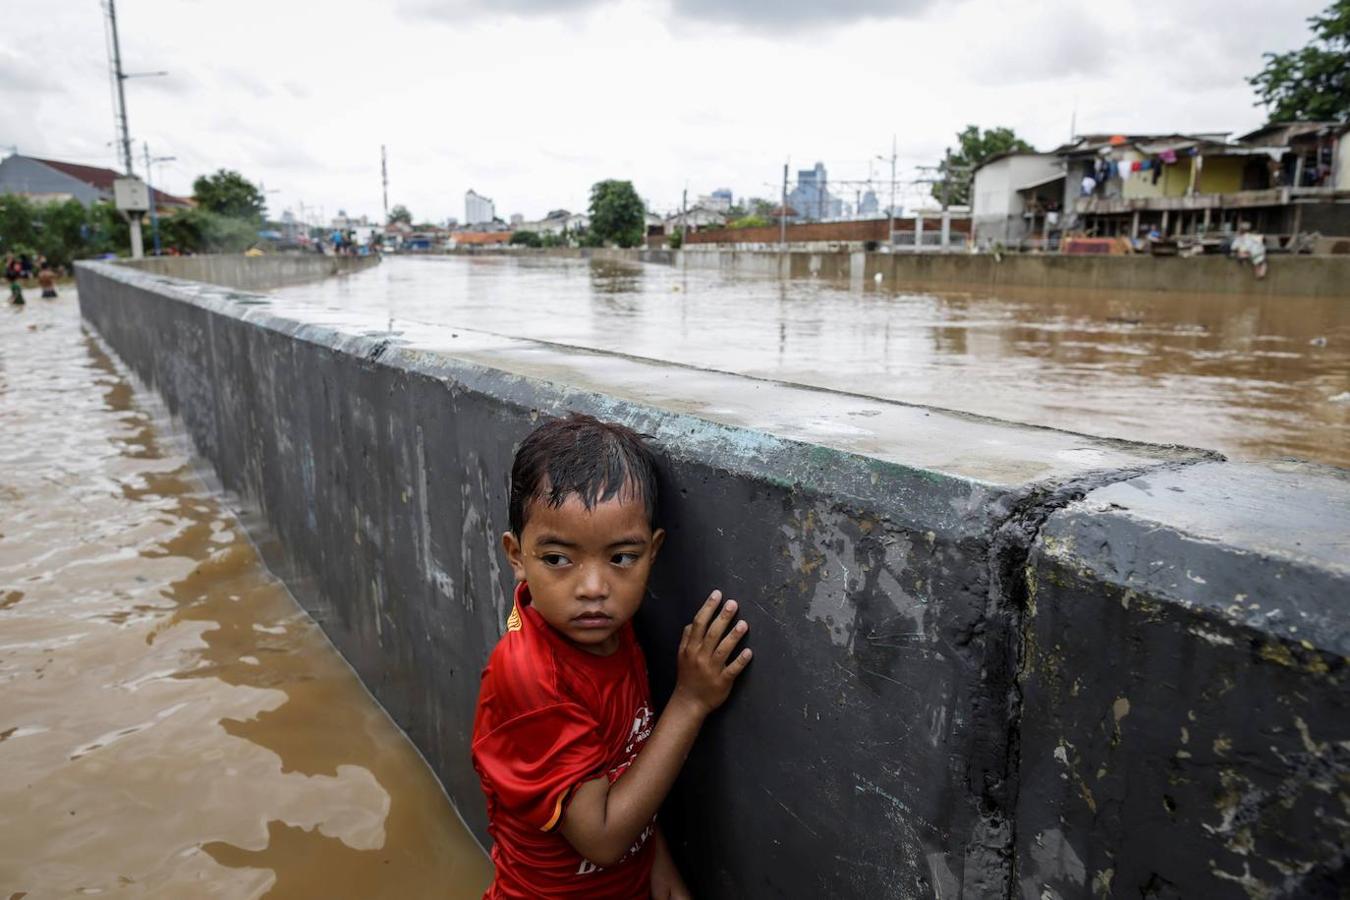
[0,0,1327,224]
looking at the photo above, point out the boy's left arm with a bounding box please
[650,825,690,900]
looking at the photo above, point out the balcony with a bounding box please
[1073,188,1289,215]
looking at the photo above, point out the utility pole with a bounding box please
[942,146,951,210]
[381,145,389,224]
[107,0,133,175]
[888,134,897,249]
[104,0,166,258]
[143,142,174,256]
[680,187,688,245]
[940,146,954,251]
[106,0,141,258]
[779,161,788,252]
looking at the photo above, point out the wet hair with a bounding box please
[509,413,659,537]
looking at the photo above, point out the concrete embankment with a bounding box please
[125,252,379,290]
[76,257,1349,899]
[686,248,1350,298]
[452,246,1350,298]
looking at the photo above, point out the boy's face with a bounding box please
[502,489,664,657]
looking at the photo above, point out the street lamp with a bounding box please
[142,143,175,255]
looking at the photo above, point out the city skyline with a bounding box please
[0,0,1327,224]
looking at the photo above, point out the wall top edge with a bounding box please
[1036,459,1349,655]
[78,260,1219,504]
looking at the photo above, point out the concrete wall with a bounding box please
[1196,156,1246,194]
[123,252,378,291]
[462,247,1350,297]
[75,259,1348,899]
[668,248,1350,298]
[1017,461,1349,899]
[972,155,1062,248]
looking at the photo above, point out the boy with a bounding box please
[37,260,58,299]
[472,414,753,898]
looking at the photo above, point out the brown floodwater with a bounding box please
[0,294,492,898]
[270,256,1350,468]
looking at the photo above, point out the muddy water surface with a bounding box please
[271,256,1350,467]
[0,295,491,898]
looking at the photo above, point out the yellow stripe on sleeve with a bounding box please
[542,792,566,831]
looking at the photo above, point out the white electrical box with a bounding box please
[114,177,150,212]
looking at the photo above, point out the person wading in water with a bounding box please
[6,254,25,305]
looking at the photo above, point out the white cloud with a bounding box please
[0,0,1327,223]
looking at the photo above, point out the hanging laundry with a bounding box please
[1160,148,1178,164]
[1131,160,1143,172]
[1139,159,1152,171]
[1081,175,1097,196]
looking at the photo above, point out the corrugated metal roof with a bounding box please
[29,156,192,207]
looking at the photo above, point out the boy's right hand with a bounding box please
[672,590,752,716]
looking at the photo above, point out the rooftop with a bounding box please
[25,155,192,207]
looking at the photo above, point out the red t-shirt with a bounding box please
[472,582,656,898]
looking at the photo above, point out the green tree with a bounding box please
[33,199,92,267]
[0,195,40,254]
[730,214,770,229]
[191,169,267,221]
[0,196,130,265]
[931,126,1035,206]
[84,203,131,257]
[749,198,776,218]
[1249,0,1350,122]
[587,180,645,248]
[388,204,412,225]
[510,230,542,248]
[158,208,258,254]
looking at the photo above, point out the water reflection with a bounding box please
[268,256,1350,467]
[0,296,491,897]
[588,258,645,295]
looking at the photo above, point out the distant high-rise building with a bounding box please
[696,189,734,213]
[787,162,840,221]
[509,213,524,227]
[465,189,495,225]
[859,190,880,216]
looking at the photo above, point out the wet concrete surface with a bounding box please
[270,255,1350,468]
[0,294,492,898]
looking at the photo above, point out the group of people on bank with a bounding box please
[5,253,61,305]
